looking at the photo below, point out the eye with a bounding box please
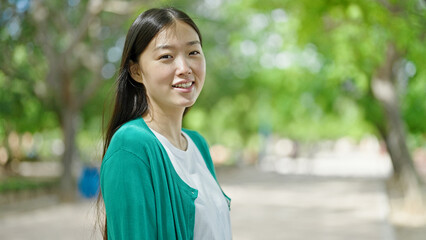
[159,55,173,60]
[189,51,200,56]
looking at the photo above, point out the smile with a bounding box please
[172,82,194,89]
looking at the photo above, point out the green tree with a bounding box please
[184,0,426,209]
[0,0,55,174]
[279,0,426,210]
[0,0,150,200]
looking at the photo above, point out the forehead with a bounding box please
[150,21,200,48]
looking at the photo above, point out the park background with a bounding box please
[0,0,425,239]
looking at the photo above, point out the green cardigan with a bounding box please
[100,117,230,240]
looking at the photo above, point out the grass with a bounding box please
[0,176,59,193]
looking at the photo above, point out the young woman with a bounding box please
[99,7,232,240]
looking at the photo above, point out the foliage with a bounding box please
[0,4,54,134]
[0,0,425,167]
[0,176,59,193]
[181,0,426,149]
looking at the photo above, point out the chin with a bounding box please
[179,100,196,108]
[182,102,196,108]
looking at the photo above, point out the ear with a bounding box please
[129,60,143,83]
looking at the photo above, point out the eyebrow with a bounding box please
[154,40,201,50]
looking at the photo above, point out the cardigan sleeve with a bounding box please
[101,149,156,240]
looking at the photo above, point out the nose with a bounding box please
[176,56,192,76]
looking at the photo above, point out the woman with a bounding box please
[99,7,232,240]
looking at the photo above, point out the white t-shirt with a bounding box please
[151,129,232,240]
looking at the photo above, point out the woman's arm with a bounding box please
[101,149,156,240]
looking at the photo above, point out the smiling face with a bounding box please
[130,20,206,116]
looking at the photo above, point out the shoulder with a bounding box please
[183,128,218,179]
[183,128,211,157]
[183,129,208,147]
[104,118,158,162]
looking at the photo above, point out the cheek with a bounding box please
[195,59,206,80]
[144,64,174,84]
[157,69,174,83]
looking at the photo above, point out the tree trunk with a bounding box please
[58,67,79,202]
[371,43,424,212]
[59,107,78,202]
[1,125,20,176]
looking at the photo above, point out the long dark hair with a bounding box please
[98,7,202,239]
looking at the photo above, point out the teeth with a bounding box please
[173,82,192,88]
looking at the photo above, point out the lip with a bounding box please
[172,79,194,87]
[172,81,195,93]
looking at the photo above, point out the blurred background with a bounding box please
[0,0,425,239]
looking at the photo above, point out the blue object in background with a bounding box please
[78,166,100,198]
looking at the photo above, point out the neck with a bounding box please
[143,104,186,150]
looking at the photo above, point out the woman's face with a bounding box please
[132,20,206,114]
